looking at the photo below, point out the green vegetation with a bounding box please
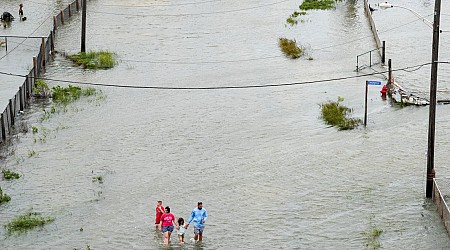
[33,79,50,98]
[92,176,103,184]
[278,38,303,59]
[286,11,307,26]
[52,85,96,106]
[364,215,383,249]
[27,149,37,158]
[31,126,38,134]
[0,187,11,205]
[300,0,335,10]
[68,50,117,69]
[2,169,21,180]
[4,211,54,234]
[321,97,361,130]
[73,245,91,250]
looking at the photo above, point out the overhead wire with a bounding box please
[100,0,222,8]
[0,62,433,90]
[88,0,291,17]
[0,15,51,62]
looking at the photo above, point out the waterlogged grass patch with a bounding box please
[4,211,55,234]
[0,187,11,205]
[52,85,97,106]
[300,0,335,10]
[279,38,303,59]
[321,97,361,130]
[2,169,21,180]
[92,176,103,184]
[33,79,50,98]
[68,50,117,69]
[286,11,307,26]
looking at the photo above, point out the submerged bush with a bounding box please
[4,211,54,234]
[300,0,335,10]
[321,97,361,130]
[2,169,21,180]
[279,38,303,59]
[33,79,50,98]
[51,85,97,106]
[0,187,11,205]
[68,50,117,69]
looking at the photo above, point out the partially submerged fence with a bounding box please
[363,0,429,106]
[0,0,83,144]
[433,178,450,237]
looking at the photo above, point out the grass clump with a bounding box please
[33,79,50,98]
[4,211,55,234]
[68,50,117,69]
[2,169,21,180]
[300,0,335,10]
[51,85,97,106]
[0,187,11,205]
[321,97,361,130]
[279,38,303,59]
[92,176,103,184]
[286,11,307,26]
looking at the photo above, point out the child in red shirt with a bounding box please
[155,200,164,229]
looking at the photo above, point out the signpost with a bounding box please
[364,80,382,126]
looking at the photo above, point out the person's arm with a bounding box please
[202,210,208,223]
[173,216,179,230]
[186,210,195,228]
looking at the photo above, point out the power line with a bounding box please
[100,0,222,8]
[0,16,50,62]
[0,62,433,90]
[88,0,291,17]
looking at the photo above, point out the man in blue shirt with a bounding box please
[186,201,208,241]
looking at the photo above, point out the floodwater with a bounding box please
[1,0,450,249]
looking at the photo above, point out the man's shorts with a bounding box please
[162,226,174,233]
[194,226,204,234]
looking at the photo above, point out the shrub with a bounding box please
[279,38,303,59]
[300,0,335,10]
[68,50,117,69]
[4,211,54,234]
[321,97,361,130]
[33,80,50,98]
[2,169,21,180]
[0,186,11,205]
[51,85,97,106]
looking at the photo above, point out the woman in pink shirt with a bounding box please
[159,206,179,244]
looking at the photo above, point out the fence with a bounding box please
[433,178,450,237]
[0,0,83,145]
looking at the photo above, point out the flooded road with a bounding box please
[1,0,450,249]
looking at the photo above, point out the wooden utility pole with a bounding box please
[81,0,87,52]
[426,0,441,198]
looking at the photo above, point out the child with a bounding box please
[155,200,164,230]
[177,217,186,243]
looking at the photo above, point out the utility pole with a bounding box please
[426,0,441,198]
[81,0,87,52]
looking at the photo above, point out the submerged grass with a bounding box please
[2,169,21,180]
[4,211,55,234]
[278,38,303,59]
[33,79,50,98]
[321,97,361,130]
[52,85,97,106]
[68,50,117,69]
[0,186,11,205]
[300,0,335,10]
